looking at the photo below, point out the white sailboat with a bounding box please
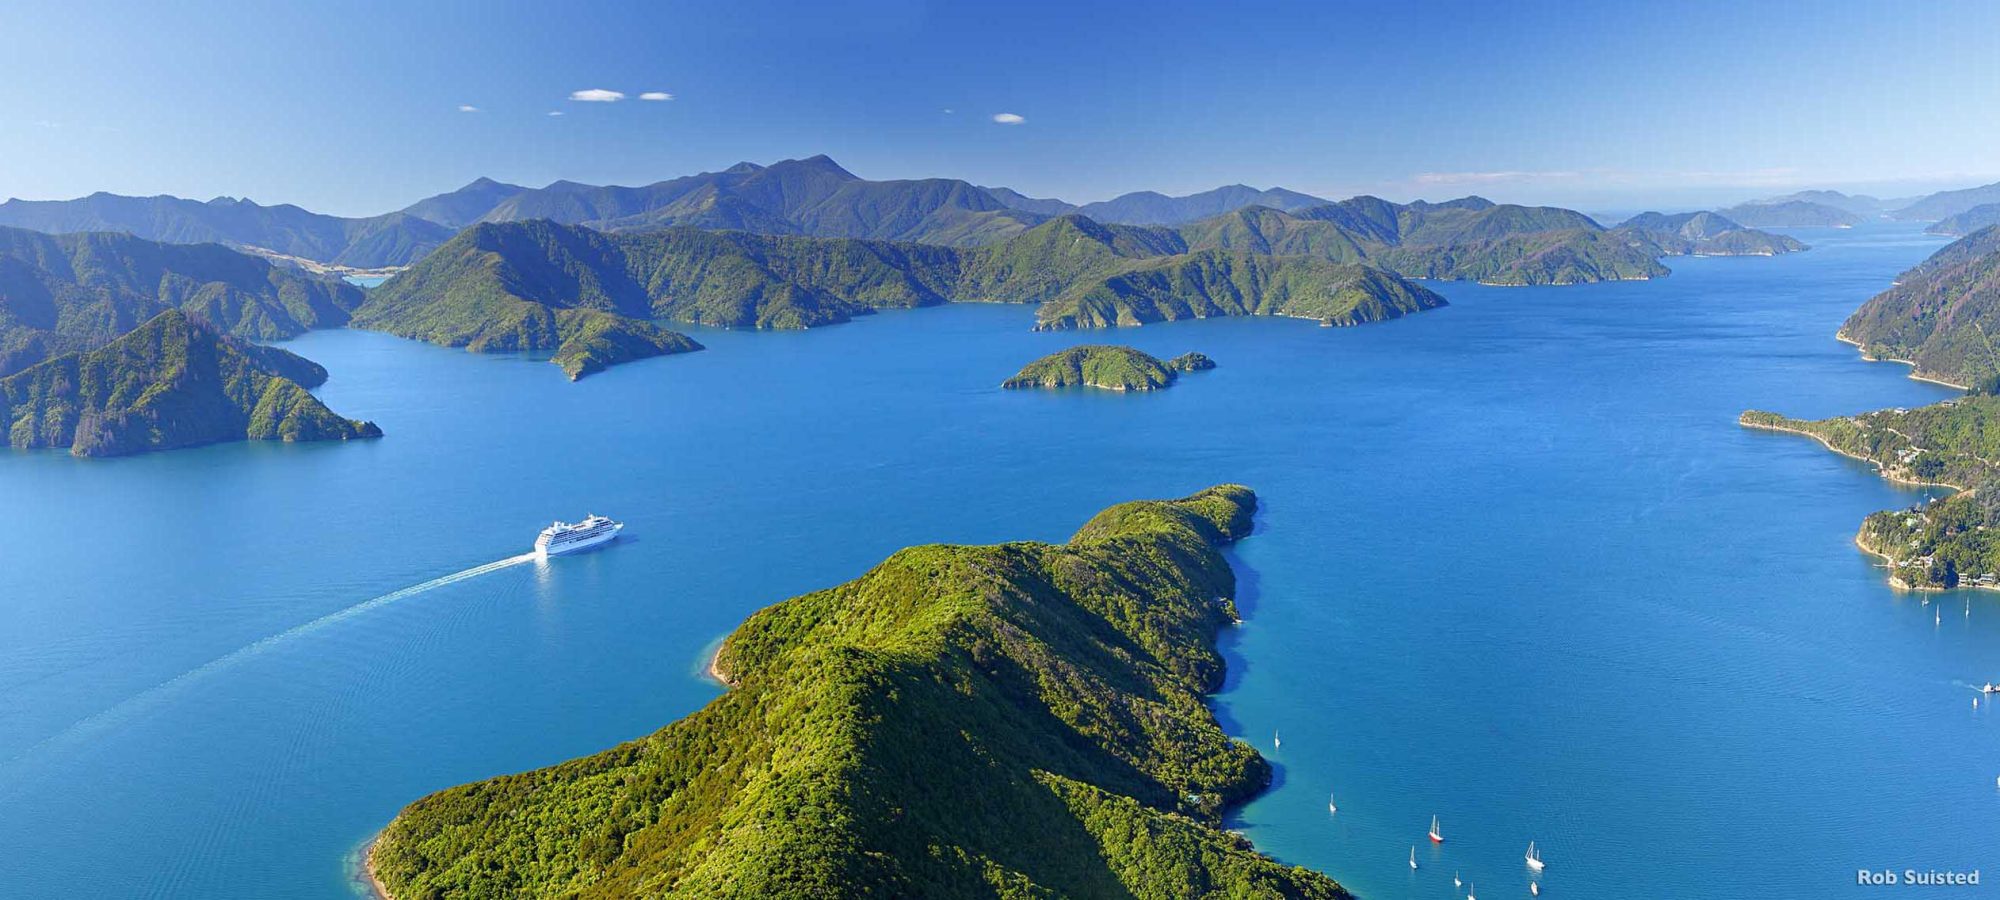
[1428,814,1444,843]
[1409,846,1418,870]
[1525,840,1545,871]
[1273,730,1281,749]
[1467,881,1477,900]
[1326,792,1337,814]
[1454,871,1462,887]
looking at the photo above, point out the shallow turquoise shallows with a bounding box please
[2,224,1988,899]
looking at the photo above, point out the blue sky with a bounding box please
[3,0,1997,215]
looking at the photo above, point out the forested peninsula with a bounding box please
[1,310,380,457]
[370,486,1349,900]
[1739,229,2000,590]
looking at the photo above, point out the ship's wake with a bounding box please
[2,552,539,777]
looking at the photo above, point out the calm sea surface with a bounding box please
[1,223,1988,898]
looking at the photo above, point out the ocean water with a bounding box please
[0,223,1988,898]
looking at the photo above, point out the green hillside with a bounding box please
[365,219,1446,375]
[351,221,706,380]
[0,225,365,377]
[1034,250,1448,329]
[370,486,1348,900]
[0,309,379,457]
[1837,226,2000,387]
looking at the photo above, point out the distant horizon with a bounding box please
[5,0,1998,217]
[2,150,1990,222]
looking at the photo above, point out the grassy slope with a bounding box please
[372,486,1349,900]
[0,309,379,456]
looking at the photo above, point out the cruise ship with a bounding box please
[534,514,622,557]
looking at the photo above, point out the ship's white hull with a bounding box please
[536,523,622,557]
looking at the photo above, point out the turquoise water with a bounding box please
[1,224,1990,898]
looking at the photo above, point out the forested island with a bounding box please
[1002,345,1213,391]
[369,486,1348,899]
[1,310,380,457]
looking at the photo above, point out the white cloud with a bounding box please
[942,108,955,114]
[569,88,626,103]
[457,105,480,113]
[991,112,1025,125]
[547,110,564,117]
[639,91,674,101]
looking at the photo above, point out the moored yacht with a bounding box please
[1525,840,1544,871]
[535,514,623,557]
[1429,814,1444,843]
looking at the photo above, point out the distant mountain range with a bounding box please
[1930,203,2000,237]
[1722,181,2000,226]
[11,161,2000,278]
[1760,190,1899,217]
[1893,181,2000,223]
[394,155,1045,247]
[0,193,450,269]
[1716,199,1862,228]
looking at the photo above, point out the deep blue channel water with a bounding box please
[1,223,1989,898]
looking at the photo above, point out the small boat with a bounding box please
[1467,881,1477,900]
[1454,871,1462,887]
[1429,814,1444,843]
[1410,846,1418,870]
[1274,730,1281,749]
[1984,683,2000,694]
[1531,882,1540,896]
[1525,840,1545,871]
[1326,792,1337,814]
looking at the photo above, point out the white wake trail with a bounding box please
[2,552,539,775]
